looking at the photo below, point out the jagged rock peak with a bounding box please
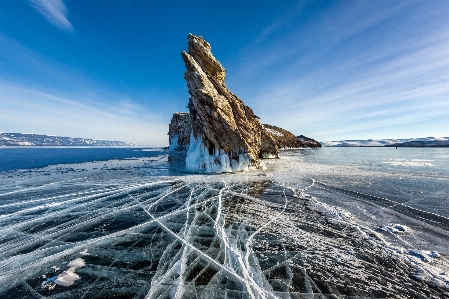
[180,34,278,172]
[168,112,192,152]
[186,34,226,85]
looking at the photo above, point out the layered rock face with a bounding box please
[297,135,322,148]
[181,34,278,172]
[168,112,192,151]
[263,124,302,149]
[263,124,322,148]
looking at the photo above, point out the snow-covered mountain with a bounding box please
[0,133,136,146]
[321,137,449,147]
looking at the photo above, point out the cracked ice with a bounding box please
[0,151,448,298]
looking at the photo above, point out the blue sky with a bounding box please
[0,0,448,145]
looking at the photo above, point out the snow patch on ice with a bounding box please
[54,258,85,287]
[409,249,440,262]
[385,158,434,167]
[41,276,57,290]
[379,224,409,233]
[428,275,449,289]
[258,161,267,171]
[411,267,449,290]
[306,197,352,224]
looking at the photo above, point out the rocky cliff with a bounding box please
[263,124,302,148]
[180,34,278,172]
[178,34,320,172]
[168,112,192,151]
[297,135,322,148]
[261,125,321,148]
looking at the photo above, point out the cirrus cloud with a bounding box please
[30,0,73,31]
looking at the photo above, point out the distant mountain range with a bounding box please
[0,133,136,146]
[3,133,447,148]
[321,137,449,147]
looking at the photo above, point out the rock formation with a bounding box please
[168,116,321,153]
[297,135,322,148]
[168,112,192,151]
[263,124,302,148]
[180,34,278,172]
[177,34,320,172]
[263,125,321,148]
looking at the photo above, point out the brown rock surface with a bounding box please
[263,124,302,149]
[264,125,322,148]
[168,112,192,151]
[181,34,277,171]
[297,134,322,148]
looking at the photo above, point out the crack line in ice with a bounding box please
[143,211,279,299]
[0,185,178,256]
[213,182,229,278]
[2,161,449,298]
[0,177,87,197]
[0,180,174,234]
[0,183,195,279]
[0,189,218,276]
[0,184,133,209]
[170,186,198,299]
[219,183,264,299]
[143,183,281,299]
[243,183,288,298]
[314,180,449,222]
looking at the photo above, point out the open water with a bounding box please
[0,147,448,298]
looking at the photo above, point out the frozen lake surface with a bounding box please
[0,147,448,298]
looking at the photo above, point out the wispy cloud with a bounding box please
[0,34,177,145]
[226,1,449,140]
[30,0,73,31]
[0,84,168,145]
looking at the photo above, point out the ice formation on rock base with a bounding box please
[185,134,252,173]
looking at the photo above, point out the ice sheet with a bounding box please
[0,148,448,298]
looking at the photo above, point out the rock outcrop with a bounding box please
[263,125,321,148]
[168,115,321,153]
[178,34,320,172]
[263,124,302,149]
[297,135,322,148]
[181,34,278,172]
[168,112,192,151]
